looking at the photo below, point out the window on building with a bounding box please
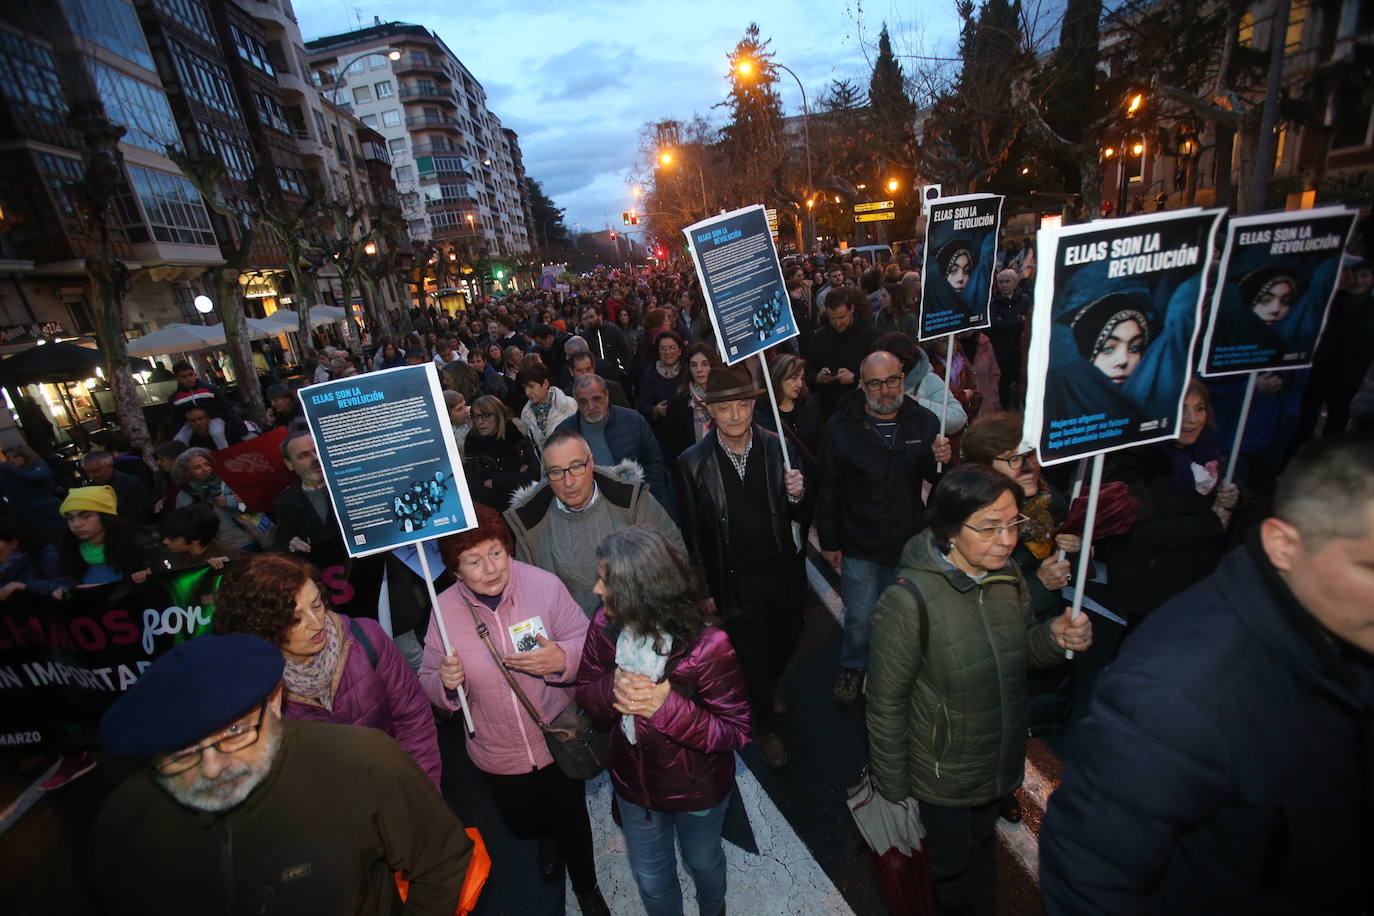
[1285,0,1307,52]
[369,53,389,70]
[312,109,328,142]
[195,120,255,183]
[352,85,372,104]
[389,137,408,156]
[127,166,216,246]
[86,61,180,152]
[361,114,378,128]
[153,0,213,43]
[230,23,275,76]
[253,91,292,134]
[172,41,242,119]
[1330,83,1373,149]
[58,0,153,69]
[381,109,401,128]
[375,80,394,98]
[395,165,413,182]
[408,218,427,235]
[0,31,66,125]
[276,166,306,196]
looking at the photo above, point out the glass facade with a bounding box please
[127,165,216,246]
[0,30,66,125]
[59,0,154,69]
[86,60,180,152]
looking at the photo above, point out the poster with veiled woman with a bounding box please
[1200,207,1356,377]
[918,193,1004,339]
[1024,209,1225,465]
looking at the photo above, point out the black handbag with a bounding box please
[464,601,609,780]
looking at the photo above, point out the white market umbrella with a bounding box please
[126,323,226,357]
[308,305,347,324]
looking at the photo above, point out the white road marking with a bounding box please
[805,556,844,624]
[997,755,1054,885]
[571,755,855,915]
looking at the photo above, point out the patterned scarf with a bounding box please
[689,380,711,440]
[1022,489,1057,561]
[655,360,682,380]
[282,612,342,711]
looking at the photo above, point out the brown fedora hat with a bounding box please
[700,366,764,404]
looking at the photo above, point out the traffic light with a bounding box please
[609,230,617,241]
[629,209,639,225]
[622,211,630,225]
[655,246,666,260]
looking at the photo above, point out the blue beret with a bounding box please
[100,634,285,758]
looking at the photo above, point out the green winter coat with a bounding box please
[866,529,1064,808]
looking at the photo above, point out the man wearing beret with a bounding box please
[91,633,474,915]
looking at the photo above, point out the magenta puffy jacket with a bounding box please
[283,614,442,789]
[575,608,751,812]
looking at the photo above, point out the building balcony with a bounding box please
[395,57,448,78]
[425,196,477,212]
[398,86,457,106]
[237,0,294,29]
[406,114,459,131]
[272,65,312,100]
[411,142,460,158]
[431,225,483,242]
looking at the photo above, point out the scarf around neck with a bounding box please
[282,612,342,710]
[689,380,711,437]
[614,626,673,744]
[655,360,682,380]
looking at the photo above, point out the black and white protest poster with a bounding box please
[1024,208,1225,465]
[1199,206,1356,377]
[683,204,798,365]
[918,193,1004,339]
[300,363,475,556]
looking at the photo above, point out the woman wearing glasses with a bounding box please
[866,465,1091,916]
[462,395,540,511]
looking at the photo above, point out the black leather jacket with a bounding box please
[676,425,802,618]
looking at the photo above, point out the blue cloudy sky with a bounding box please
[292,0,978,235]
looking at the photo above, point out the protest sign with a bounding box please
[299,363,475,557]
[0,568,221,752]
[1024,208,1224,465]
[919,193,1004,340]
[1200,206,1356,377]
[211,425,293,513]
[683,204,798,365]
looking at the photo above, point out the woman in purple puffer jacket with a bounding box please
[576,526,751,916]
[212,552,441,789]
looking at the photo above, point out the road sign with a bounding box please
[853,200,895,213]
[765,207,779,241]
[921,184,942,215]
[854,212,896,223]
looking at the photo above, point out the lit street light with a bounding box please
[735,56,815,252]
[657,147,707,216]
[886,179,899,193]
[363,240,378,256]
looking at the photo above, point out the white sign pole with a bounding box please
[938,333,956,471]
[1056,458,1089,564]
[417,545,474,734]
[1065,453,1104,660]
[1223,372,1257,487]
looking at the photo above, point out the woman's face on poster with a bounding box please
[1252,280,1295,326]
[1093,317,1145,384]
[946,252,972,292]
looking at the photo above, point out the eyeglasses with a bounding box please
[470,411,495,420]
[546,458,591,482]
[658,344,681,353]
[993,450,1036,470]
[963,515,1030,539]
[154,704,267,776]
[861,375,904,392]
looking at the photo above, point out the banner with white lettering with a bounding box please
[1024,209,1224,465]
[300,363,475,557]
[1199,206,1357,377]
[0,568,220,752]
[918,193,1004,339]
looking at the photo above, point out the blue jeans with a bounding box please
[616,792,729,916]
[838,556,899,670]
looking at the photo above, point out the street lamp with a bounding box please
[735,56,815,253]
[657,148,708,217]
[886,179,899,193]
[326,47,401,188]
[363,240,378,256]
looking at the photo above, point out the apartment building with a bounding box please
[304,20,533,261]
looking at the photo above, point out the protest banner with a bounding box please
[0,567,222,752]
[1023,208,1225,466]
[299,363,475,558]
[683,204,798,365]
[1200,206,1356,377]
[918,193,1004,340]
[299,362,476,731]
[211,425,293,514]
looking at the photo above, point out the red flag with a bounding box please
[212,427,294,514]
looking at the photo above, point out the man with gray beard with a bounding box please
[92,634,474,915]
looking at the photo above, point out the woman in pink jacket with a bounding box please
[420,505,606,915]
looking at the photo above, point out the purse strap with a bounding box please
[463,599,550,730]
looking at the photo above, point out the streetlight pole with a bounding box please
[658,151,708,218]
[326,48,401,198]
[738,59,814,253]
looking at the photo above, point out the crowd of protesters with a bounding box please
[1,242,1372,916]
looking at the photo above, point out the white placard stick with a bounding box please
[1066,453,1104,660]
[1224,371,1257,487]
[417,544,473,734]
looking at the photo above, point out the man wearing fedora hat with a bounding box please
[678,366,806,768]
[91,633,475,914]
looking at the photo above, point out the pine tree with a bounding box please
[719,23,785,208]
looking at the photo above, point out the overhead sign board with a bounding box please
[855,212,896,223]
[854,200,895,213]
